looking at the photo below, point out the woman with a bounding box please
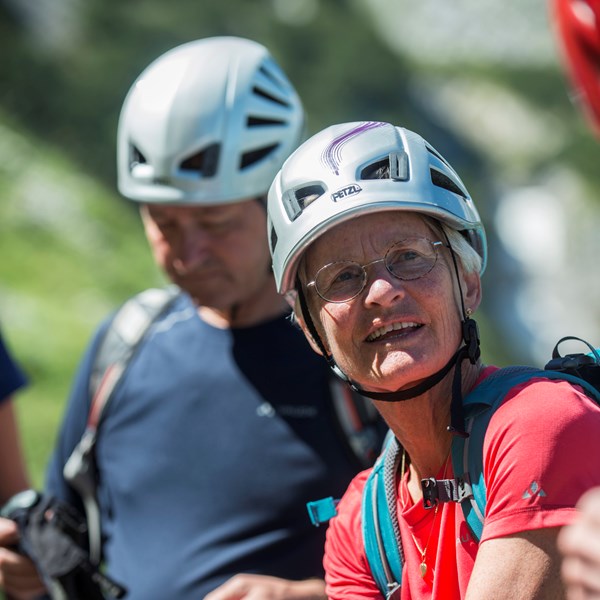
[266,121,600,598]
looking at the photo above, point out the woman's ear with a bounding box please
[293,305,325,356]
[462,269,482,314]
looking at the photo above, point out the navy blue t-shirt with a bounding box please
[46,292,369,599]
[0,328,27,405]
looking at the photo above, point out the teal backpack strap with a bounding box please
[453,367,541,540]
[361,435,403,599]
[420,367,556,540]
[441,364,600,541]
[306,431,403,598]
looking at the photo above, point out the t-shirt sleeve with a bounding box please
[481,378,600,542]
[323,469,384,600]
[0,329,28,403]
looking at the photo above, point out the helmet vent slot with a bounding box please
[252,86,290,108]
[360,158,389,180]
[180,143,220,177]
[247,116,286,127]
[426,145,452,169]
[430,167,467,199]
[360,152,408,181]
[270,225,278,253]
[240,143,280,169]
[131,145,147,168]
[282,184,324,221]
[258,64,285,89]
[296,184,324,210]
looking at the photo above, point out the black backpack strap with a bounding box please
[62,286,181,564]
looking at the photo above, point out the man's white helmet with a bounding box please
[117,37,305,204]
[267,121,487,295]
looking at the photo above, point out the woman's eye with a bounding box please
[389,249,420,266]
[333,268,360,284]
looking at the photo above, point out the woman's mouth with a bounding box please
[366,321,422,342]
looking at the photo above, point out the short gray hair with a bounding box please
[427,218,482,275]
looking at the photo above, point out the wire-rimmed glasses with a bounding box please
[307,237,443,303]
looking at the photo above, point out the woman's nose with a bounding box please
[362,262,405,306]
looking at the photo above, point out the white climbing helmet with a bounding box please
[267,121,487,295]
[117,36,304,204]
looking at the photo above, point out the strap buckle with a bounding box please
[421,476,474,509]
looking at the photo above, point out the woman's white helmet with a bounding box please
[117,37,304,204]
[267,121,487,295]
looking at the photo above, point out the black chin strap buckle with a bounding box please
[446,319,481,439]
[462,318,481,365]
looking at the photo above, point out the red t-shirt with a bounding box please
[324,368,600,599]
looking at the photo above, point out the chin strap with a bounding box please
[353,346,463,402]
[446,318,481,437]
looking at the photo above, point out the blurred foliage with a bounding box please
[0,0,596,487]
[0,0,421,188]
[0,0,434,486]
[0,108,163,484]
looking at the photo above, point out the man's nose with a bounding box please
[173,225,212,273]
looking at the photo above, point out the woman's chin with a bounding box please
[359,359,436,393]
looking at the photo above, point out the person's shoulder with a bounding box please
[324,469,374,591]
[487,368,600,437]
[347,468,372,496]
[478,364,599,409]
[505,373,599,412]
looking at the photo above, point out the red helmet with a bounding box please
[552,0,600,134]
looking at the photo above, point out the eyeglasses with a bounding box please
[307,238,443,303]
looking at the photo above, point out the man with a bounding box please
[0,38,382,600]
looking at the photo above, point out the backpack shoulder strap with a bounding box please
[453,365,600,541]
[88,285,181,407]
[62,285,181,564]
[451,366,541,541]
[361,435,403,599]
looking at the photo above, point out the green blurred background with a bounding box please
[1,0,599,489]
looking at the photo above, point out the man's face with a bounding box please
[140,200,273,311]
